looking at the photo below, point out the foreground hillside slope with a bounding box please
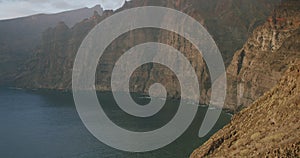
[191,60,300,157]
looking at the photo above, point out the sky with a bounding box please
[0,0,126,20]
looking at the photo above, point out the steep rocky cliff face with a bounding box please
[15,11,111,89]
[0,5,103,56]
[191,60,300,157]
[0,5,103,85]
[15,0,279,104]
[225,0,300,111]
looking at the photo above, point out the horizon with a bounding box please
[0,0,126,20]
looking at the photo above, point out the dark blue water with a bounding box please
[0,88,231,158]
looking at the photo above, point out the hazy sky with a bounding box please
[0,0,126,20]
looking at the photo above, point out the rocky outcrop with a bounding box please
[190,60,300,158]
[15,0,279,105]
[225,0,300,111]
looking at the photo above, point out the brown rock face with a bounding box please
[15,0,279,105]
[190,60,300,158]
[225,0,300,111]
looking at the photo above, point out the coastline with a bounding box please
[6,85,235,115]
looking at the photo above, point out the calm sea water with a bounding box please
[0,88,231,158]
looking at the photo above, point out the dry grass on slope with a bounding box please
[191,60,300,158]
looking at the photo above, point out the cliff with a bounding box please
[15,0,279,105]
[225,0,300,111]
[0,5,103,85]
[191,60,300,157]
